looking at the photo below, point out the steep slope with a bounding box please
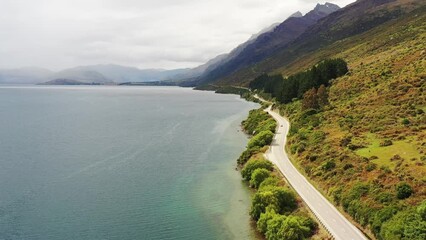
[195,2,340,86]
[246,2,426,239]
[215,0,424,86]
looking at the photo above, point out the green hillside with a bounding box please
[248,6,425,239]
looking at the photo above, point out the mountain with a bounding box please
[0,67,53,84]
[210,0,424,86]
[192,2,341,87]
[0,64,194,85]
[49,68,113,84]
[55,65,191,83]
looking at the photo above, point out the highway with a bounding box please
[263,105,367,240]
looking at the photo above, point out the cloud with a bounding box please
[0,0,356,70]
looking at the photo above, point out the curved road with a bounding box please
[264,105,367,240]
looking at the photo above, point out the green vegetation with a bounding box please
[237,108,276,165]
[247,130,274,149]
[249,59,348,104]
[255,16,426,238]
[237,106,320,239]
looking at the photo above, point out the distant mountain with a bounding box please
[0,67,53,84]
[191,2,341,87]
[50,68,113,84]
[0,64,195,85]
[40,79,99,85]
[209,0,425,86]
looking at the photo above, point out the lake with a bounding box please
[0,86,258,240]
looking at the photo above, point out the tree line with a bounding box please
[249,58,348,104]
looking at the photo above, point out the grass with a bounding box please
[356,134,423,170]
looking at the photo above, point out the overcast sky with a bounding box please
[0,0,355,70]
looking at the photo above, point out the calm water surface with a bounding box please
[0,86,258,240]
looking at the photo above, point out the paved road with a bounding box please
[264,105,367,240]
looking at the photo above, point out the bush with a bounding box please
[380,139,393,147]
[366,163,377,172]
[250,186,297,220]
[259,176,281,190]
[396,182,413,199]
[266,215,313,240]
[418,200,426,221]
[250,168,271,188]
[257,207,277,234]
[380,207,426,240]
[402,118,410,125]
[250,191,279,220]
[237,146,261,165]
[321,160,336,171]
[247,130,274,149]
[241,159,273,181]
[371,206,398,236]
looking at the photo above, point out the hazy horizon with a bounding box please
[0,0,355,71]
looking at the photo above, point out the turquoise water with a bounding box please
[0,86,258,240]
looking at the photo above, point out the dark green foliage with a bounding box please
[380,139,393,147]
[321,160,336,171]
[371,206,398,236]
[247,130,274,149]
[258,176,281,190]
[249,58,348,104]
[418,201,426,221]
[366,162,377,172]
[250,168,271,188]
[241,159,273,181]
[250,190,280,220]
[237,146,261,165]
[250,186,297,220]
[402,118,410,125]
[266,215,313,240]
[380,207,426,240]
[242,109,276,135]
[396,182,413,199]
[342,182,370,210]
[257,207,278,234]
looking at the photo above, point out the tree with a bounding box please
[317,84,329,107]
[250,168,271,188]
[266,215,313,240]
[302,88,319,110]
[247,130,274,149]
[250,190,279,220]
[257,207,278,234]
[241,159,273,181]
[396,182,413,199]
[380,208,426,240]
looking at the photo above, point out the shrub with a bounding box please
[402,118,410,125]
[247,130,274,149]
[266,215,313,240]
[396,182,413,199]
[250,186,297,220]
[380,139,393,147]
[237,146,261,165]
[321,160,336,171]
[250,191,279,220]
[366,163,377,172]
[418,200,426,221]
[380,207,426,240]
[250,168,271,188]
[371,206,398,236]
[259,176,281,190]
[257,207,277,234]
[241,159,273,181]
